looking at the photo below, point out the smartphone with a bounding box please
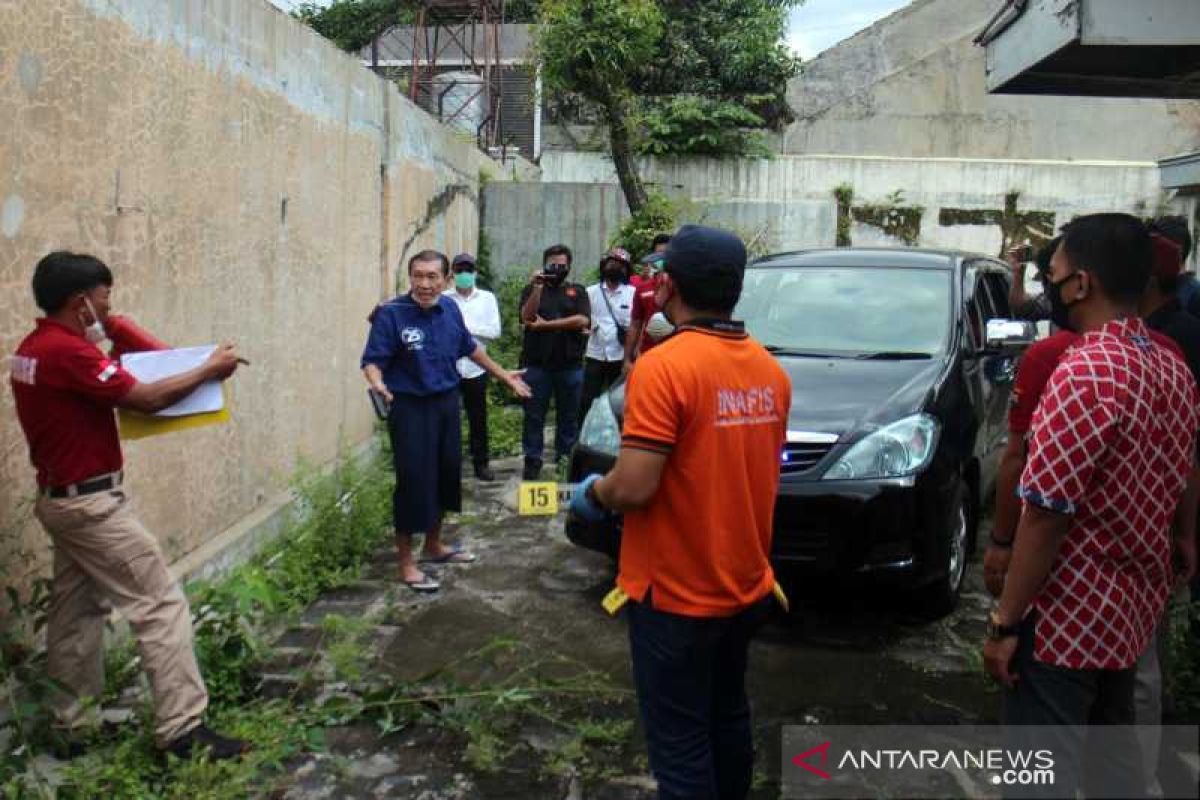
[1017,243,1035,263]
[367,388,391,421]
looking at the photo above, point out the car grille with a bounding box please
[780,440,836,475]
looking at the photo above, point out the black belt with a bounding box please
[44,472,123,499]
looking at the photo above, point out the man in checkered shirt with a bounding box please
[983,214,1199,798]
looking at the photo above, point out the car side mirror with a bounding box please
[985,319,1037,354]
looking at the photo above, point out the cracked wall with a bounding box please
[0,0,497,592]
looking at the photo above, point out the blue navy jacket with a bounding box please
[361,294,478,397]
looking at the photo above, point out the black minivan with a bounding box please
[565,248,1034,614]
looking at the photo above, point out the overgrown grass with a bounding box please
[3,442,637,798]
[2,447,394,798]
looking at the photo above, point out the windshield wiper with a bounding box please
[763,345,850,358]
[855,351,934,360]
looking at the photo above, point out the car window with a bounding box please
[738,266,952,356]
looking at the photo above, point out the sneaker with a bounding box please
[474,464,496,482]
[522,459,542,481]
[164,724,250,761]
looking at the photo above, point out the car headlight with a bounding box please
[579,392,621,456]
[822,414,939,480]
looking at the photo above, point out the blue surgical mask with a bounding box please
[455,272,477,290]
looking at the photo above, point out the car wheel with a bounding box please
[920,481,971,617]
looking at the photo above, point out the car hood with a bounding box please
[779,356,947,437]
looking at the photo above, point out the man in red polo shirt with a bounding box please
[10,252,248,760]
[983,216,1198,798]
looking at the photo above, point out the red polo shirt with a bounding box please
[10,319,138,488]
[631,279,663,354]
[1019,318,1198,669]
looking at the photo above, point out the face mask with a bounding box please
[655,278,676,325]
[455,272,476,290]
[1045,272,1079,332]
[81,297,107,344]
[603,266,625,282]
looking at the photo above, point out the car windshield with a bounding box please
[736,266,952,358]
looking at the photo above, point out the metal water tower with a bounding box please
[368,0,505,153]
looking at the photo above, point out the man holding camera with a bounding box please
[519,244,591,480]
[582,247,634,420]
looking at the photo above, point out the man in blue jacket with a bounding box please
[363,250,529,592]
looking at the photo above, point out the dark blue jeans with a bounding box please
[628,597,771,800]
[521,365,583,462]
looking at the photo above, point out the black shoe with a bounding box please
[474,464,496,481]
[164,724,250,761]
[522,459,542,481]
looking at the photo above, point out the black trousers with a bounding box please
[387,390,462,535]
[460,374,490,468]
[1001,615,1145,799]
[627,596,771,800]
[581,358,623,421]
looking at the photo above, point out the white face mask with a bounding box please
[82,296,107,344]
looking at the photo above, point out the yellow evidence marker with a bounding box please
[517,482,577,515]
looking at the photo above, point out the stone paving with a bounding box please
[273,456,997,799]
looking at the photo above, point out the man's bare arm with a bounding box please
[996,504,1072,625]
[593,448,668,512]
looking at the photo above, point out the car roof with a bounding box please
[751,248,997,271]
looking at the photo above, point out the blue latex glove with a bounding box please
[570,474,610,523]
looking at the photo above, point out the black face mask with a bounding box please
[602,266,625,282]
[544,263,569,286]
[1045,272,1080,332]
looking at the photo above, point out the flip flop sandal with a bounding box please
[418,548,478,565]
[403,573,440,593]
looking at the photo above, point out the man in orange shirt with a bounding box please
[570,225,791,800]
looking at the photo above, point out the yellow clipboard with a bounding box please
[119,385,231,440]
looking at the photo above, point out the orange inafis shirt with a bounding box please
[618,320,791,617]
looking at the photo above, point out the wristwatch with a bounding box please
[986,610,1021,641]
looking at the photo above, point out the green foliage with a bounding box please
[641,0,802,130]
[293,0,412,53]
[537,0,802,161]
[1165,598,1200,720]
[535,0,665,104]
[852,190,925,248]
[1,579,63,793]
[609,191,680,260]
[638,96,773,158]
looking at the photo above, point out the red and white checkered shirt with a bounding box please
[1019,317,1198,670]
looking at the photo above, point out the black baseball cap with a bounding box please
[452,253,476,270]
[663,225,747,281]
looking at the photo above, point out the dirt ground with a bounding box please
[277,456,998,799]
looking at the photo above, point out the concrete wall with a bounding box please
[483,150,1175,274]
[782,0,1200,161]
[0,0,507,591]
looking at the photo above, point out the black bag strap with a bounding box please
[598,285,627,336]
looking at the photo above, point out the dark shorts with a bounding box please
[387,389,462,535]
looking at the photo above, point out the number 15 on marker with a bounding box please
[518,482,558,515]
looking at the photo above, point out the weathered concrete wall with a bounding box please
[0,0,505,590]
[782,0,1200,161]
[483,150,1176,274]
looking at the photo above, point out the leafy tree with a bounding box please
[535,0,665,213]
[293,0,411,52]
[295,0,539,53]
[536,0,801,212]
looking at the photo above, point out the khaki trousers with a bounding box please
[35,489,207,746]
